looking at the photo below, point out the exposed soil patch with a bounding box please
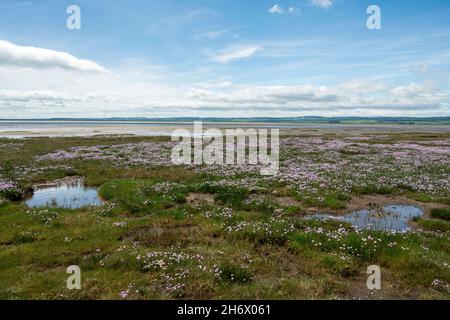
[271,196,319,214]
[272,196,303,207]
[186,192,215,204]
[343,274,423,300]
[121,224,204,248]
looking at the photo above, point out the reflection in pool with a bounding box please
[309,205,424,231]
[25,178,102,209]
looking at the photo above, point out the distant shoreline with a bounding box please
[0,116,449,125]
[1,120,449,138]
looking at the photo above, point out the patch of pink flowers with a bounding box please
[37,142,174,167]
[0,180,19,192]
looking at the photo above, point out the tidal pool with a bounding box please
[25,178,102,209]
[309,205,424,231]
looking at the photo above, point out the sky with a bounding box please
[0,0,450,118]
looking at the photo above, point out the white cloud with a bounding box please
[0,89,80,102]
[268,5,299,15]
[194,80,233,89]
[311,0,333,9]
[268,5,284,14]
[180,81,449,116]
[212,46,262,64]
[186,84,341,105]
[419,63,429,73]
[390,83,427,97]
[338,79,386,93]
[0,40,106,72]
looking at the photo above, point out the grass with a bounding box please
[218,262,253,284]
[0,134,449,299]
[415,218,450,232]
[430,208,450,221]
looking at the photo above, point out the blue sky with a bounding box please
[0,0,449,118]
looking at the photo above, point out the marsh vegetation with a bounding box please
[0,132,449,299]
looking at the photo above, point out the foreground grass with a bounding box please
[0,134,449,299]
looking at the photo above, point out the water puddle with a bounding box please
[309,205,424,231]
[25,177,102,209]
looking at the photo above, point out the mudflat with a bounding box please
[1,121,449,138]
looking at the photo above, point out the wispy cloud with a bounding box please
[196,28,235,40]
[0,40,106,72]
[0,1,31,9]
[311,0,333,9]
[212,45,262,64]
[147,8,218,36]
